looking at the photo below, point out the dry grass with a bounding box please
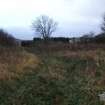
[59,49,105,64]
[1,46,105,105]
[0,47,39,80]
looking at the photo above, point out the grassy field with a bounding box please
[0,45,105,105]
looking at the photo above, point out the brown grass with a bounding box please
[0,47,39,80]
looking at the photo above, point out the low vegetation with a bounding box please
[0,47,39,80]
[0,45,105,105]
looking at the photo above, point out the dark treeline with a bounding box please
[79,33,105,44]
[95,33,105,43]
[32,33,105,44]
[21,40,33,47]
[0,29,19,46]
[1,29,105,47]
[21,37,70,47]
[33,37,70,43]
[21,33,105,47]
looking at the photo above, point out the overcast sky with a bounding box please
[0,0,105,39]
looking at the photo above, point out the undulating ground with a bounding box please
[0,45,105,105]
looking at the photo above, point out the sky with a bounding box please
[0,0,105,40]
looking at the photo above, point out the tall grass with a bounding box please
[0,45,105,105]
[0,47,39,80]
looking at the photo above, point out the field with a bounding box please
[0,44,105,105]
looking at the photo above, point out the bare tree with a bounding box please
[32,15,57,40]
[101,14,105,33]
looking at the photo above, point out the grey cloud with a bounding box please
[0,0,104,39]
